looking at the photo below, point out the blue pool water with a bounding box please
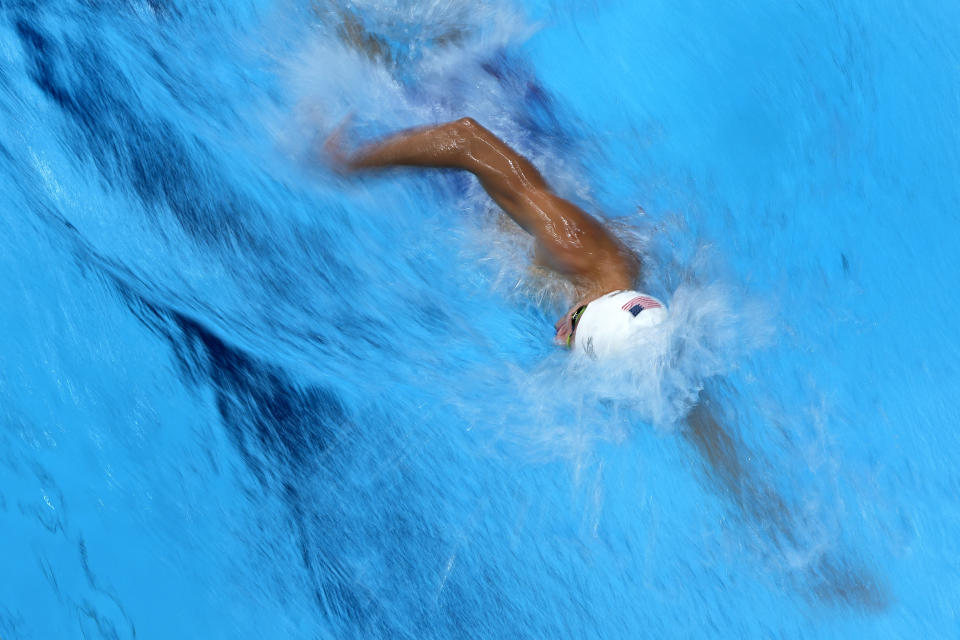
[2,0,959,637]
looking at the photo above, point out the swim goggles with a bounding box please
[565,304,588,348]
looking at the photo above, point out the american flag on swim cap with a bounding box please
[622,294,662,317]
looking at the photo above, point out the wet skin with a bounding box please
[326,117,638,344]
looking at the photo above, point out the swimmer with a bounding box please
[326,117,890,608]
[325,117,666,358]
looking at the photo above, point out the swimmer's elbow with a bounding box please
[455,116,480,131]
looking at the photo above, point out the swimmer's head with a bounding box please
[568,290,668,359]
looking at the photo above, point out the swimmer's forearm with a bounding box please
[340,119,551,207]
[344,120,477,171]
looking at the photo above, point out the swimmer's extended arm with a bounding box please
[330,118,552,231]
[327,117,637,294]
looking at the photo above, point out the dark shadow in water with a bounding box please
[115,282,343,483]
[683,386,891,612]
[113,281,410,635]
[13,10,256,246]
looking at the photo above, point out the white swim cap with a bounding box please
[572,290,668,359]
